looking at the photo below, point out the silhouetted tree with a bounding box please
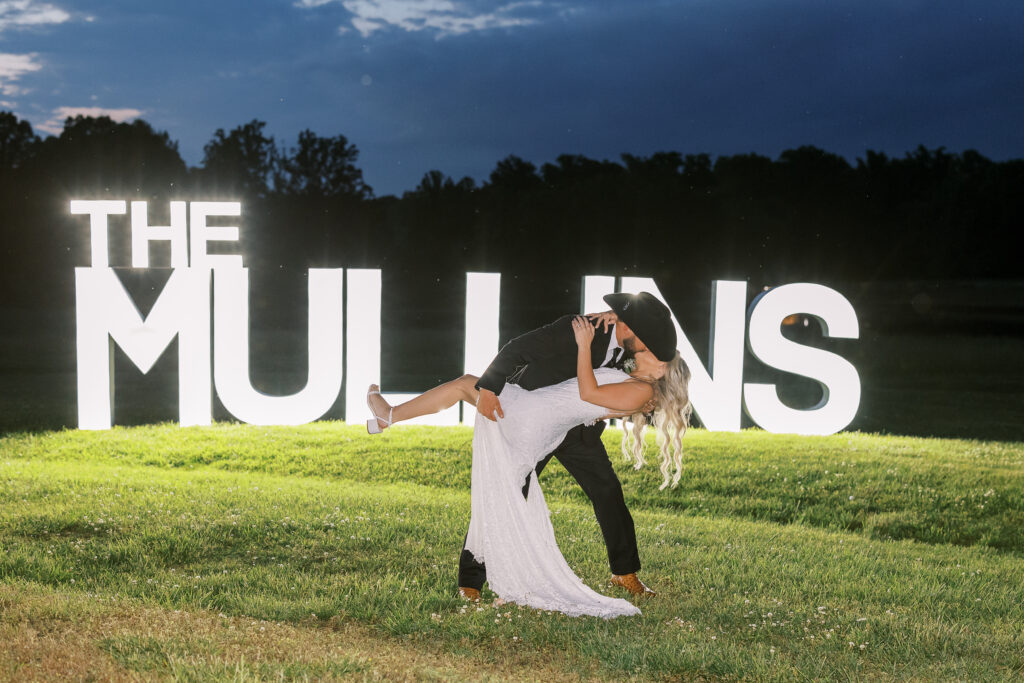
[682,153,714,189]
[384,170,480,268]
[199,119,275,197]
[487,155,541,191]
[274,129,372,198]
[26,115,186,196]
[622,151,682,181]
[540,154,624,188]
[408,169,476,197]
[0,111,38,170]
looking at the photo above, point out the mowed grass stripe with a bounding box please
[0,581,588,682]
[2,456,1023,680]
[4,423,1023,553]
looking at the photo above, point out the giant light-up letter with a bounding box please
[743,283,861,435]
[131,201,188,268]
[617,277,747,432]
[213,267,344,426]
[343,271,500,427]
[75,267,211,430]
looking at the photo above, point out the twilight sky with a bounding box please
[1,0,1022,196]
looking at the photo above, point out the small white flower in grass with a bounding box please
[711,635,716,640]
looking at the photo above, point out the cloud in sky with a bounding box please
[0,0,70,32]
[0,51,41,96]
[298,0,543,38]
[36,105,143,135]
[0,2,72,105]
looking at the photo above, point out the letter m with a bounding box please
[75,268,211,429]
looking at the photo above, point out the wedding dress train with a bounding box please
[464,367,641,619]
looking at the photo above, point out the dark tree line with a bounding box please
[390,146,1021,287]
[0,113,370,200]
[1,110,1021,310]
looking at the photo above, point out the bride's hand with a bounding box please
[571,315,595,347]
[586,310,617,332]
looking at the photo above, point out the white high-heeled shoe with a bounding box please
[366,385,393,434]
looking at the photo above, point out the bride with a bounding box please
[366,315,691,618]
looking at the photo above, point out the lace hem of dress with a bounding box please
[498,591,641,619]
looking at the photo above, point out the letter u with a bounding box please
[213,268,344,425]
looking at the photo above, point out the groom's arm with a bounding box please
[475,314,577,396]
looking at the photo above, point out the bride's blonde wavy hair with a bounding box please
[620,352,692,490]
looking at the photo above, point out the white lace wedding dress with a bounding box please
[464,367,641,619]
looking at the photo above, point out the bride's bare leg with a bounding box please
[368,375,479,429]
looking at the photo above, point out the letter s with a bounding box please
[743,283,860,435]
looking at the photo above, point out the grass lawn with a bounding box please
[1,424,1022,681]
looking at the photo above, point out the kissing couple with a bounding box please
[366,292,692,618]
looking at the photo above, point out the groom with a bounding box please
[458,291,677,601]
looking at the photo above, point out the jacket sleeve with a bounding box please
[474,314,577,395]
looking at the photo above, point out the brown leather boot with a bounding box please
[610,573,656,597]
[458,587,481,602]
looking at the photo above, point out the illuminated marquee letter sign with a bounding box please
[75,266,211,430]
[743,284,861,435]
[72,200,861,435]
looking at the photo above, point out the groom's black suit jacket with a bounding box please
[475,314,613,398]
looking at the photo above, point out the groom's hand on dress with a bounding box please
[477,388,504,421]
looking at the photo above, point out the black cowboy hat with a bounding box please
[603,291,677,362]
